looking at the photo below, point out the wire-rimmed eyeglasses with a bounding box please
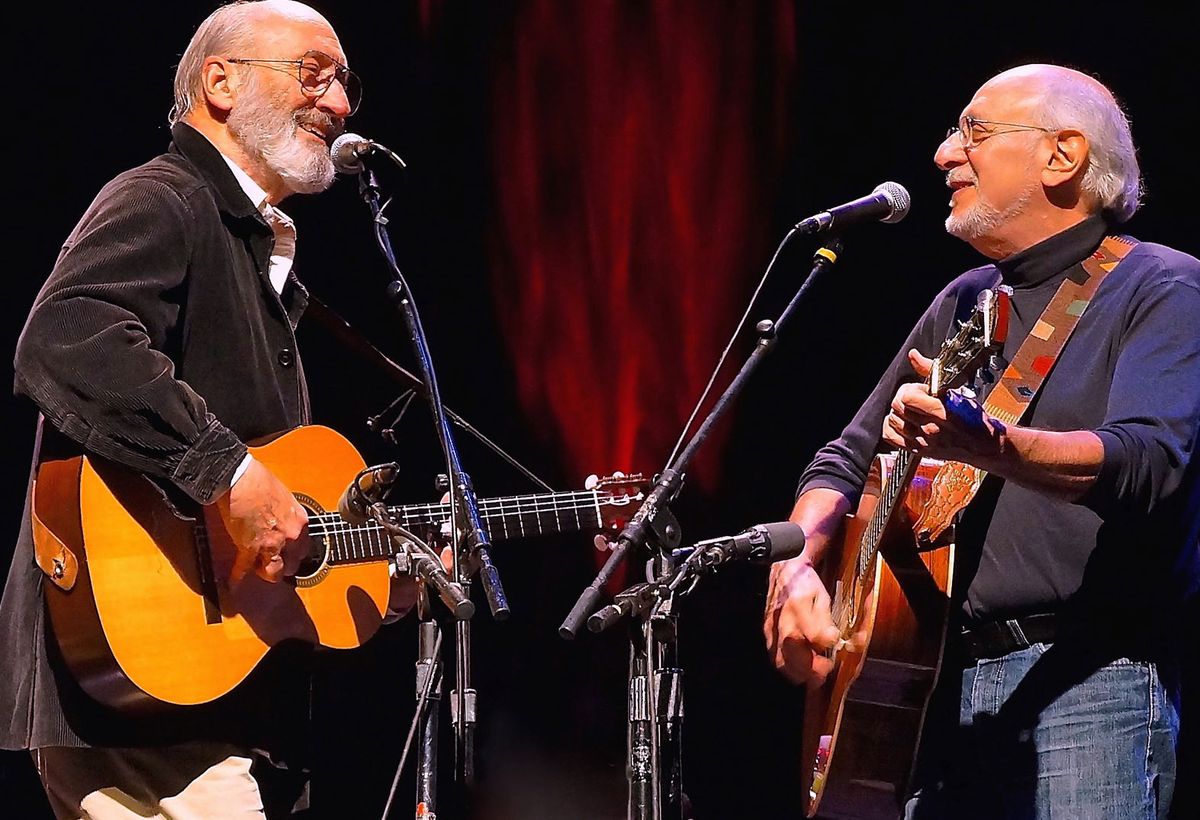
[945,116,1057,149]
[227,50,362,115]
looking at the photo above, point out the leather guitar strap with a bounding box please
[913,235,1139,543]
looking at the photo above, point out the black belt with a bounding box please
[958,613,1058,662]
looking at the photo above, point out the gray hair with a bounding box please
[1030,74,1143,223]
[168,2,262,126]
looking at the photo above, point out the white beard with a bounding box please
[227,74,337,196]
[945,176,1040,242]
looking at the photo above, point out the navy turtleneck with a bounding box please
[990,214,1108,372]
[797,215,1200,631]
[995,213,1107,288]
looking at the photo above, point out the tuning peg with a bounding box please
[585,471,627,489]
[593,534,614,553]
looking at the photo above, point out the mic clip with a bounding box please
[330,132,408,175]
[377,516,475,621]
[587,582,661,634]
[338,463,400,527]
[366,390,417,444]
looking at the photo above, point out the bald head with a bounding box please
[245,0,331,25]
[982,64,1115,106]
[981,63,1142,222]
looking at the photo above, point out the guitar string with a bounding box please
[307,489,620,515]
[306,500,629,527]
[305,493,632,526]
[303,496,630,559]
[305,500,624,563]
[305,509,615,537]
[194,491,637,565]
[842,307,995,630]
[847,450,915,626]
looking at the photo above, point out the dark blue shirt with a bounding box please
[797,216,1200,626]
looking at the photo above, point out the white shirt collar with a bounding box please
[221,153,272,212]
[214,150,297,296]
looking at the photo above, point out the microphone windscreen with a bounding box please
[330,132,369,174]
[875,181,911,224]
[758,521,807,562]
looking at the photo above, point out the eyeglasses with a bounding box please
[945,116,1057,150]
[227,50,362,115]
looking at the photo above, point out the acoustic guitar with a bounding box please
[800,287,1010,818]
[31,424,646,712]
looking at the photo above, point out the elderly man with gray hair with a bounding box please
[765,64,1198,819]
[0,2,375,817]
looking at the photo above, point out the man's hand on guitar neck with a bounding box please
[216,456,309,584]
[884,349,1104,498]
[882,349,1008,465]
[763,488,851,686]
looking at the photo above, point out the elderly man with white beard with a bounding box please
[0,2,391,817]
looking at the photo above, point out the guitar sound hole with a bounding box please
[294,495,329,578]
[296,533,327,577]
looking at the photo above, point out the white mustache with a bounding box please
[294,110,344,142]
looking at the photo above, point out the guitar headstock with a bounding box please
[586,472,650,530]
[928,286,1011,396]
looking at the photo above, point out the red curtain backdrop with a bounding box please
[489,1,797,496]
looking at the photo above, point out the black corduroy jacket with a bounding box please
[1,123,313,751]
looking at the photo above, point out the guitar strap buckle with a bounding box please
[31,478,79,591]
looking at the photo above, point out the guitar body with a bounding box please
[35,425,647,712]
[36,425,391,712]
[801,455,955,819]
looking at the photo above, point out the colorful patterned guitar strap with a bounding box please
[912,235,1139,544]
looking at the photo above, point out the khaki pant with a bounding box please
[32,743,266,820]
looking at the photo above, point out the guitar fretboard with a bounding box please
[307,489,623,565]
[856,448,920,580]
[853,294,1000,585]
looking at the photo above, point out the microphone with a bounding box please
[337,463,400,525]
[587,583,654,634]
[693,521,806,567]
[411,549,476,620]
[795,181,910,235]
[330,133,375,174]
[330,132,407,175]
[585,522,806,633]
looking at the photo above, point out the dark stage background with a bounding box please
[2,2,1194,818]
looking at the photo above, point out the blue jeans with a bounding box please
[904,642,1178,819]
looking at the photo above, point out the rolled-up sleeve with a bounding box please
[1082,267,1200,519]
[14,172,247,504]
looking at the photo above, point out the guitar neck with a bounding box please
[394,490,612,541]
[307,489,615,565]
[856,448,921,579]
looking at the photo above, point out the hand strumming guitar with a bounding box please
[215,456,310,584]
[763,487,851,686]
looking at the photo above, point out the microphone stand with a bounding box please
[368,506,467,820]
[351,163,508,814]
[566,235,845,819]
